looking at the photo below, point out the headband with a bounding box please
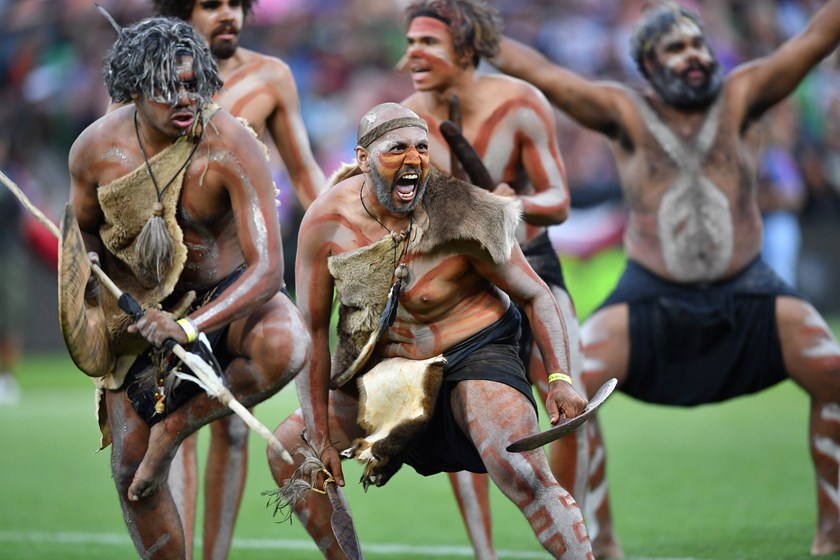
[357,117,429,149]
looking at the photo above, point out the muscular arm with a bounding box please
[293,201,341,472]
[68,125,106,257]
[493,37,628,138]
[731,0,840,124]
[265,60,326,210]
[471,245,586,419]
[505,85,570,225]
[188,117,286,333]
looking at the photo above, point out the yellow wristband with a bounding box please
[547,372,572,385]
[177,317,198,343]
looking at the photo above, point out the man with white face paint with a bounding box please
[267,102,594,559]
[149,2,326,557]
[492,1,840,556]
[396,1,585,557]
[67,16,310,558]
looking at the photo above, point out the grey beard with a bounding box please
[649,63,723,109]
[370,164,427,215]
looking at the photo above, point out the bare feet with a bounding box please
[128,421,180,501]
[812,533,840,556]
[592,531,623,559]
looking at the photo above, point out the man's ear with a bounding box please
[356,146,370,172]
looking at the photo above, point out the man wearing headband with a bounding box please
[492,1,840,556]
[396,1,583,556]
[150,2,325,556]
[267,102,593,558]
[67,16,309,558]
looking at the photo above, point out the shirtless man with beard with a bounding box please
[397,2,584,557]
[67,17,309,558]
[150,2,325,557]
[492,1,840,556]
[267,102,594,559]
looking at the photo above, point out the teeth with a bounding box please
[402,174,418,180]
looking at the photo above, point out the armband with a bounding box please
[177,317,198,344]
[547,372,572,385]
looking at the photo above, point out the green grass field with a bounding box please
[0,347,825,560]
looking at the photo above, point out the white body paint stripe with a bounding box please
[0,530,706,559]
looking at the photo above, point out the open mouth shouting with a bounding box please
[396,171,421,203]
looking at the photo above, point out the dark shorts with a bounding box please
[123,267,286,425]
[518,231,567,369]
[598,258,802,406]
[403,305,537,476]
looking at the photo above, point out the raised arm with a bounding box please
[732,0,840,123]
[471,246,587,421]
[493,37,628,138]
[265,59,326,210]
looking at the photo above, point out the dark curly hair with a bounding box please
[103,16,223,105]
[629,2,705,78]
[152,0,257,21]
[404,0,502,67]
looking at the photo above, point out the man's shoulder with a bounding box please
[235,47,293,81]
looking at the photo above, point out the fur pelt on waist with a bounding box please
[327,167,521,386]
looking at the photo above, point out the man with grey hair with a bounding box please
[67,16,309,558]
[493,1,840,556]
[267,102,594,559]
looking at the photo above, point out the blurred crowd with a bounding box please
[2,0,840,295]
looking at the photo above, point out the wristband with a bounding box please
[177,317,198,343]
[547,372,572,385]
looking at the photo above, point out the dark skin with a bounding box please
[493,2,840,556]
[400,14,583,558]
[268,103,591,559]
[68,63,310,559]
[162,3,326,558]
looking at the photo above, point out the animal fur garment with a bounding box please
[341,355,447,490]
[327,167,521,386]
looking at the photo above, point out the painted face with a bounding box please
[190,0,243,60]
[405,16,461,92]
[136,55,200,138]
[649,20,722,108]
[368,127,431,214]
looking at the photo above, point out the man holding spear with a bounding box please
[58,15,310,558]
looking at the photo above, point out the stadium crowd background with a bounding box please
[2,0,840,352]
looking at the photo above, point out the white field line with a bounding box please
[0,530,704,559]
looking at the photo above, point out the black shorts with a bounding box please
[123,268,289,425]
[518,231,567,368]
[598,258,802,405]
[403,305,536,476]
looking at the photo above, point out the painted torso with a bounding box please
[615,91,762,282]
[403,74,567,243]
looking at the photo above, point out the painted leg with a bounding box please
[169,433,199,558]
[108,389,187,559]
[778,298,840,555]
[579,415,622,559]
[539,287,589,510]
[268,394,364,560]
[202,414,249,560]
[578,303,630,559]
[448,471,495,559]
[453,380,593,559]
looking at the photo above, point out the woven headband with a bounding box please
[357,117,428,149]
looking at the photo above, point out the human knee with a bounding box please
[255,316,311,381]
